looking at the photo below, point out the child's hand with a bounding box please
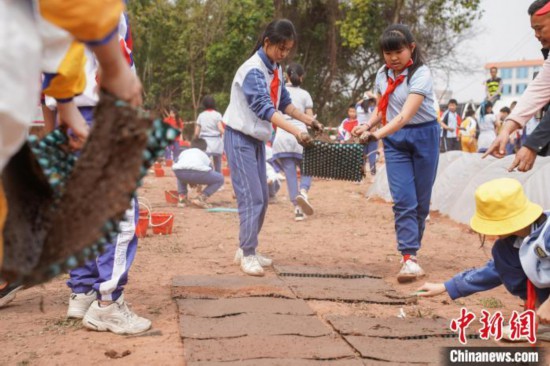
[296,132,314,147]
[352,125,367,137]
[310,120,324,136]
[359,131,379,144]
[415,282,446,297]
[57,100,90,149]
[99,63,143,107]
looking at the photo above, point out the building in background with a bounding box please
[485,59,543,101]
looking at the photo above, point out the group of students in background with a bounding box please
[439,66,540,155]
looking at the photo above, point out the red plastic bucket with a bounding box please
[154,168,165,177]
[222,167,230,177]
[165,159,173,167]
[153,162,162,169]
[136,210,149,238]
[151,213,174,235]
[165,190,179,204]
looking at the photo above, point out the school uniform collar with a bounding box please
[387,67,409,80]
[257,47,278,73]
[524,213,549,244]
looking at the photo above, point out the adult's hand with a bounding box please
[508,146,537,172]
[482,132,510,159]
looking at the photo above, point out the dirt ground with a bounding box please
[0,166,536,365]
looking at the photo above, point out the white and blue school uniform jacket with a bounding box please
[444,259,501,300]
[223,48,292,141]
[520,211,550,288]
[444,211,550,300]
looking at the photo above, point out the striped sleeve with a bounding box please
[42,41,87,101]
[39,0,124,45]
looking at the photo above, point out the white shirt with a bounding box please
[272,85,312,156]
[173,148,212,172]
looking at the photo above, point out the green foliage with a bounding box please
[128,0,482,126]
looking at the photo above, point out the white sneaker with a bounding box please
[234,248,272,267]
[82,295,152,335]
[296,193,314,216]
[240,255,265,276]
[294,207,305,221]
[397,256,425,283]
[67,290,97,319]
[276,173,286,181]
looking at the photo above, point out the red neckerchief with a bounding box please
[377,59,413,126]
[270,66,280,108]
[270,65,280,131]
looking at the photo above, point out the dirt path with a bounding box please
[0,168,538,365]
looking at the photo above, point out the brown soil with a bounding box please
[0,166,542,365]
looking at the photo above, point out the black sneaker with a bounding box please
[0,282,23,308]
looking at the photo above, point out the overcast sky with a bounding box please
[437,0,543,102]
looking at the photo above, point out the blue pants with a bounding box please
[208,153,222,173]
[67,106,139,301]
[492,239,550,303]
[278,157,312,206]
[364,141,378,175]
[67,198,139,301]
[383,121,440,256]
[175,169,224,197]
[165,141,180,161]
[224,127,268,256]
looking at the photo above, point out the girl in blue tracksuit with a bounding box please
[272,63,315,222]
[223,19,323,277]
[416,178,550,340]
[353,24,440,283]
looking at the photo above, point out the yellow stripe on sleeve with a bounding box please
[43,41,87,100]
[39,0,124,43]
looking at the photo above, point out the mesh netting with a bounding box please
[301,141,364,182]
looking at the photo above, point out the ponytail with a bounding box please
[286,63,305,86]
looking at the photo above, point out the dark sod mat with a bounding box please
[183,335,356,362]
[172,275,295,299]
[274,265,380,279]
[188,358,364,366]
[280,276,413,304]
[180,313,332,339]
[177,298,314,317]
[344,336,488,364]
[302,141,364,182]
[326,316,453,337]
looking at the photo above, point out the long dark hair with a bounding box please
[379,24,425,83]
[286,63,304,86]
[249,19,297,57]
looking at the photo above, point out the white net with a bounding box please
[367,152,550,225]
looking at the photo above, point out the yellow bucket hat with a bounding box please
[470,178,543,236]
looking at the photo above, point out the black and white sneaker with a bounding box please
[0,282,23,308]
[294,207,305,221]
